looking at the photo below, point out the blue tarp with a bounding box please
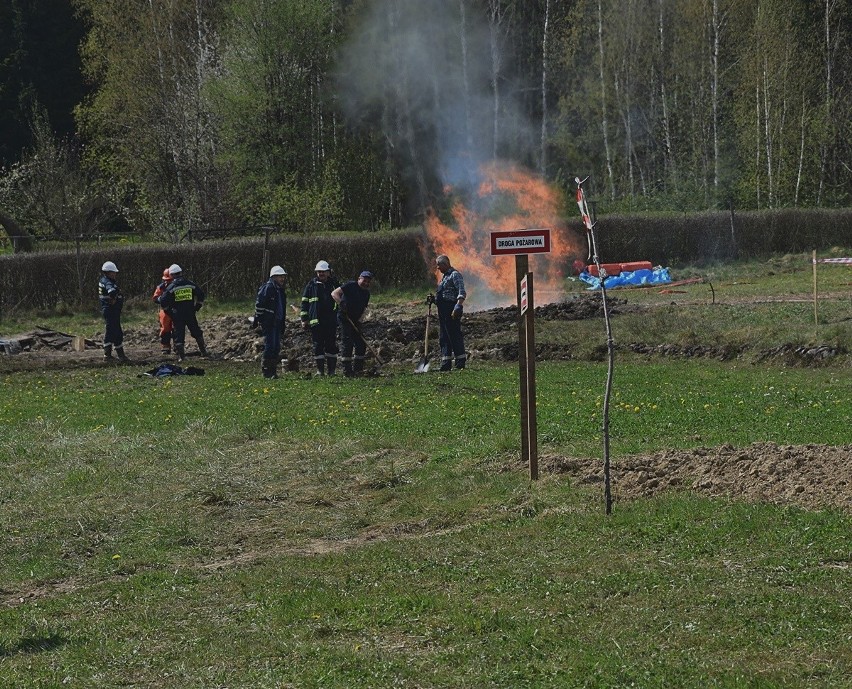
[579,267,671,290]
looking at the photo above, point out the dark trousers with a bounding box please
[172,312,203,348]
[340,319,367,373]
[102,306,123,348]
[437,300,465,370]
[311,321,338,373]
[263,320,284,360]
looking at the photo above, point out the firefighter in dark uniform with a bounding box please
[331,270,373,377]
[98,260,128,362]
[255,265,288,379]
[430,254,466,371]
[300,260,340,376]
[157,263,208,362]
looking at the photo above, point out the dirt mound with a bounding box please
[536,442,852,512]
[0,296,624,372]
[1,295,847,372]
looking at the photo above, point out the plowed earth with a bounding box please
[2,295,849,512]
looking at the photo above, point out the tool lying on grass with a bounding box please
[414,300,433,373]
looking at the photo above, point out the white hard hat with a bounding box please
[270,265,287,277]
[102,261,119,273]
[168,263,183,275]
[314,260,330,272]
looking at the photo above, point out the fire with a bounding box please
[424,161,581,309]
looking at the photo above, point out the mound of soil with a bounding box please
[0,296,626,372]
[537,442,851,513]
[1,295,846,371]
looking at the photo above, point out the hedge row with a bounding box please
[0,229,432,316]
[1,208,849,317]
[573,207,852,265]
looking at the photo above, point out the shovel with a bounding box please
[346,315,385,368]
[414,303,432,373]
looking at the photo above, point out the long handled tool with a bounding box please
[346,315,385,368]
[414,303,432,373]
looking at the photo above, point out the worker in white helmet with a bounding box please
[98,261,128,362]
[157,264,208,361]
[254,265,288,379]
[300,260,340,376]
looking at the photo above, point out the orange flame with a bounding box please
[424,161,582,309]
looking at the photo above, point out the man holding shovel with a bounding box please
[332,270,373,377]
[431,254,466,371]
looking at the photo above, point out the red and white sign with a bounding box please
[490,228,552,256]
[520,274,528,315]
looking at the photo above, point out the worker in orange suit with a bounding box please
[152,267,174,355]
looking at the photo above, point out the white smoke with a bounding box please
[335,0,537,198]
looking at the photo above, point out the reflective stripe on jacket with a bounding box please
[300,277,339,327]
[255,278,286,326]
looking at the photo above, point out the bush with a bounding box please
[0,228,430,316]
[572,207,852,264]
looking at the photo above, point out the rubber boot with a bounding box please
[353,357,365,376]
[314,357,325,377]
[175,344,186,363]
[196,335,208,357]
[326,356,337,376]
[116,346,129,363]
[103,345,113,361]
[342,359,354,377]
[261,358,278,379]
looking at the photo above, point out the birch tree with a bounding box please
[75,0,225,238]
[214,0,344,230]
[734,0,815,207]
[486,0,512,161]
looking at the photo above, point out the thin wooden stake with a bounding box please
[812,250,818,327]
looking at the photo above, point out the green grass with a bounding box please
[1,357,850,687]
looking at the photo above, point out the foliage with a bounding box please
[0,105,110,241]
[74,0,229,237]
[586,207,852,264]
[553,0,850,210]
[0,0,850,240]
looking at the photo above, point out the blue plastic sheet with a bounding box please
[579,267,671,290]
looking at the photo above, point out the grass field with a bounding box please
[1,356,850,687]
[1,253,850,687]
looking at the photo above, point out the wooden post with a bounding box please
[516,258,539,480]
[262,227,271,282]
[812,250,819,327]
[516,255,530,468]
[525,271,538,480]
[492,229,549,482]
[76,235,84,305]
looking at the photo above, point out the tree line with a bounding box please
[0,0,849,250]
